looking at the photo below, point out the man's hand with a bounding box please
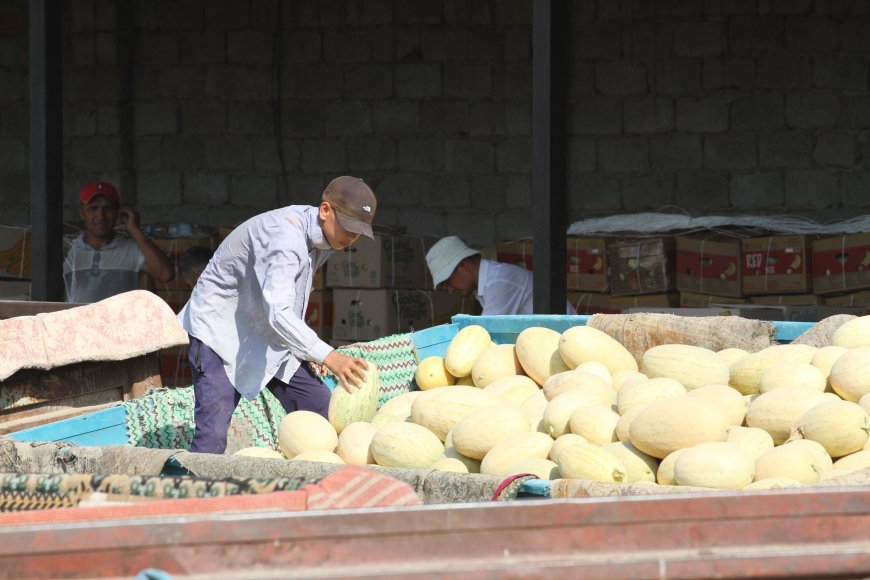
[324,350,369,393]
[118,206,141,233]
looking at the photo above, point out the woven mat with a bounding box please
[321,333,419,407]
[0,471,314,512]
[123,387,287,453]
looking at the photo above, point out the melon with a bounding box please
[717,347,749,366]
[370,421,444,468]
[559,325,638,374]
[758,363,826,394]
[754,440,832,484]
[686,384,746,426]
[568,404,620,446]
[444,325,491,378]
[504,458,561,480]
[557,441,629,483]
[789,400,870,458]
[451,405,530,460]
[744,386,834,445]
[726,425,774,462]
[483,375,540,406]
[601,441,658,483]
[629,397,729,459]
[290,450,345,464]
[471,343,524,387]
[481,431,555,475]
[642,344,729,390]
[517,326,571,386]
[335,421,377,465]
[549,433,588,463]
[829,347,870,402]
[327,361,380,434]
[233,447,285,460]
[415,356,456,390]
[278,410,338,459]
[831,315,870,348]
[542,370,614,402]
[673,442,755,489]
[617,377,686,416]
[410,386,500,441]
[430,457,469,473]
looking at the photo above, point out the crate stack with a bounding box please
[327,227,473,346]
[496,229,870,322]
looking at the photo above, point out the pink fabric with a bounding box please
[0,290,189,381]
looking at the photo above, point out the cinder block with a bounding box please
[568,173,622,212]
[703,58,756,90]
[136,33,179,67]
[573,23,622,59]
[730,171,783,208]
[760,132,813,168]
[505,174,531,208]
[841,172,870,205]
[785,17,840,51]
[786,91,840,129]
[158,67,205,99]
[444,64,492,98]
[624,97,674,134]
[421,102,471,134]
[444,0,491,24]
[729,16,784,52]
[376,173,434,207]
[395,64,441,99]
[841,18,870,51]
[445,139,495,173]
[505,102,530,136]
[492,65,532,100]
[397,137,445,172]
[841,96,870,128]
[494,0,532,25]
[204,67,270,100]
[469,174,507,208]
[446,213,495,246]
[815,133,856,167]
[323,30,372,63]
[345,65,393,99]
[676,95,730,133]
[137,172,182,206]
[372,102,420,134]
[598,136,649,173]
[650,134,702,170]
[295,65,344,99]
[180,33,226,65]
[294,0,345,27]
[184,173,229,205]
[812,57,868,91]
[181,102,226,135]
[228,103,272,135]
[569,137,596,172]
[757,55,812,89]
[676,172,730,210]
[348,138,396,171]
[227,31,272,66]
[429,174,471,208]
[572,98,622,135]
[253,138,300,172]
[731,94,785,131]
[496,138,532,173]
[704,134,757,170]
[674,21,724,56]
[133,102,178,136]
[396,0,442,24]
[622,174,677,211]
[300,141,347,173]
[569,63,595,97]
[230,175,279,207]
[653,60,702,94]
[280,101,324,138]
[280,30,322,64]
[206,138,253,171]
[324,102,372,137]
[595,62,648,96]
[347,0,393,25]
[70,137,122,172]
[495,211,534,241]
[134,139,163,171]
[784,169,841,208]
[0,139,25,172]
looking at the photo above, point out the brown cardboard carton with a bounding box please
[305,289,333,340]
[332,288,471,342]
[496,240,534,270]
[0,225,30,279]
[608,237,676,296]
[567,237,609,292]
[811,233,870,295]
[741,235,812,295]
[824,290,870,314]
[567,291,615,314]
[679,291,743,307]
[750,294,821,305]
[160,345,192,387]
[609,292,680,312]
[326,233,433,289]
[675,235,742,298]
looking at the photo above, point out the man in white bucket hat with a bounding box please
[426,236,574,315]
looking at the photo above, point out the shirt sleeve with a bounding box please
[255,244,333,365]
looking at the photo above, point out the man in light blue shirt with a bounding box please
[178,176,376,454]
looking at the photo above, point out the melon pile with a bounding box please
[243,318,870,491]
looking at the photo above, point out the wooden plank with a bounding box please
[0,488,868,578]
[7,405,128,445]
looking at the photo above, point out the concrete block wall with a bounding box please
[1,0,870,244]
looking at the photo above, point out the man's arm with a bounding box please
[119,206,175,283]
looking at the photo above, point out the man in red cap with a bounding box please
[63,181,174,303]
[177,176,377,454]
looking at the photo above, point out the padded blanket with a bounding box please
[0,290,189,381]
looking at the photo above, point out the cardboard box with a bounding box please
[610,292,680,312]
[770,305,866,322]
[811,233,870,295]
[305,289,333,339]
[679,291,743,308]
[0,279,30,300]
[750,294,821,305]
[331,288,471,342]
[160,345,192,387]
[608,237,676,296]
[312,265,326,290]
[824,290,870,308]
[675,235,742,298]
[326,233,433,289]
[496,240,533,270]
[741,235,812,295]
[567,237,609,292]
[625,304,786,320]
[567,291,615,314]
[0,225,30,279]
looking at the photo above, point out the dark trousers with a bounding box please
[187,336,331,454]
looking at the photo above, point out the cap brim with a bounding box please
[335,211,374,240]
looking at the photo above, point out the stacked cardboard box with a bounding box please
[0,226,31,300]
[330,229,472,341]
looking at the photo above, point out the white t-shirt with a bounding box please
[63,234,144,303]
